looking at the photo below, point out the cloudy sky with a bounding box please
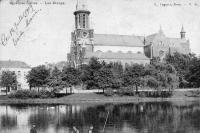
[0,0,200,66]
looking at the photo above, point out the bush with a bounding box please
[117,86,135,96]
[8,90,39,99]
[8,89,55,99]
[88,85,98,90]
[185,90,200,97]
[29,90,39,98]
[145,90,173,98]
[104,88,114,96]
[138,92,146,97]
[38,90,55,98]
[117,88,124,96]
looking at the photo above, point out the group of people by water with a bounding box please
[30,125,94,133]
[73,126,94,133]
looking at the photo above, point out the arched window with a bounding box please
[79,15,81,27]
[83,14,86,28]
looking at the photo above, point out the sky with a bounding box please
[0,0,200,66]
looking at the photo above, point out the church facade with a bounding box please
[68,1,190,67]
[144,26,191,60]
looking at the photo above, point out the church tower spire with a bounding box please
[74,0,90,29]
[180,25,186,39]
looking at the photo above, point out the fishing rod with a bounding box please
[102,111,109,133]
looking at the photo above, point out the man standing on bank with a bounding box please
[30,125,37,133]
[88,125,93,133]
[73,126,80,133]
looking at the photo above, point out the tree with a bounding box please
[79,64,92,89]
[61,67,80,88]
[26,65,50,91]
[144,62,179,91]
[0,71,17,95]
[144,76,160,90]
[109,62,123,89]
[94,66,114,93]
[123,64,145,94]
[79,57,102,89]
[47,67,63,93]
[186,57,200,88]
[88,57,102,70]
[165,52,194,87]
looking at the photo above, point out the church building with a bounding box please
[144,26,190,60]
[68,0,190,67]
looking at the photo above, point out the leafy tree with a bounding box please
[88,57,102,70]
[186,57,200,88]
[79,64,91,88]
[123,64,145,93]
[79,57,102,89]
[26,65,50,91]
[144,76,160,89]
[0,71,17,95]
[109,62,123,89]
[94,66,114,93]
[144,62,179,91]
[61,67,80,87]
[165,52,194,87]
[47,67,63,93]
[80,59,124,91]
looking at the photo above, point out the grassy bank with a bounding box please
[0,91,200,105]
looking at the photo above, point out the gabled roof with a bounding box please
[146,33,157,43]
[145,32,166,45]
[85,51,149,60]
[94,34,144,47]
[0,60,31,68]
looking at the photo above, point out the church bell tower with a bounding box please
[69,0,94,68]
[74,0,90,29]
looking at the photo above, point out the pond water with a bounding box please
[0,101,200,133]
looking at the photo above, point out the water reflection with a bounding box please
[0,101,200,133]
[0,114,17,129]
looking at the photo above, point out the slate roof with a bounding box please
[85,51,149,60]
[145,33,157,44]
[0,60,31,68]
[145,32,167,45]
[94,34,144,47]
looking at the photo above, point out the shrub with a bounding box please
[145,90,173,98]
[117,86,135,96]
[8,89,55,99]
[38,90,55,98]
[185,90,200,97]
[138,92,146,97]
[29,90,39,98]
[104,88,114,96]
[8,90,39,99]
[117,88,124,96]
[88,85,98,90]
[125,86,135,96]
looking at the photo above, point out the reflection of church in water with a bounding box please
[68,0,191,67]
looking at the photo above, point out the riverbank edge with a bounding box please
[0,93,200,105]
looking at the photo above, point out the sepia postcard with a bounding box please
[0,0,200,133]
